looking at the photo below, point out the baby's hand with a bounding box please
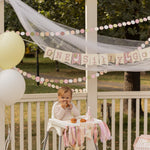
[61,103,66,109]
[68,103,73,109]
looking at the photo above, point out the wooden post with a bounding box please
[0,0,4,34]
[0,0,5,149]
[85,0,97,120]
[85,0,97,149]
[0,104,5,150]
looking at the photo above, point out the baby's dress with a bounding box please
[54,102,80,121]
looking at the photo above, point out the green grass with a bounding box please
[17,53,150,94]
[24,79,58,93]
[17,53,86,93]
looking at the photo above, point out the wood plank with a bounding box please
[44,102,49,150]
[20,103,24,150]
[11,105,15,150]
[144,98,148,134]
[111,99,115,150]
[119,99,123,150]
[36,102,41,150]
[103,99,107,150]
[128,99,131,150]
[136,98,140,138]
[28,103,32,150]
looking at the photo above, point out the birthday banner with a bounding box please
[44,46,150,66]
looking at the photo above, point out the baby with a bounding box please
[53,86,80,121]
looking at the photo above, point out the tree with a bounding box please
[4,0,39,31]
[97,0,150,116]
[5,0,85,72]
[123,0,143,116]
[5,0,150,114]
[124,72,143,116]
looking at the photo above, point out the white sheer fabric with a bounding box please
[7,0,150,72]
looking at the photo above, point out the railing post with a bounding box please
[128,99,132,150]
[85,0,97,149]
[0,104,5,150]
[0,0,4,34]
[85,0,97,118]
[144,98,148,134]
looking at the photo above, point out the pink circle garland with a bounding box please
[17,68,107,93]
[10,15,150,93]
[7,16,150,38]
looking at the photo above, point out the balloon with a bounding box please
[0,67,2,72]
[0,69,26,105]
[0,31,25,69]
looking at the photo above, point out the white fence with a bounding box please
[1,91,150,150]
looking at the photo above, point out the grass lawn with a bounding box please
[17,53,150,94]
[17,53,86,94]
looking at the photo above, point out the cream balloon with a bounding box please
[0,69,26,105]
[0,32,25,69]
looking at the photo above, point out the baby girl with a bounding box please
[53,86,80,120]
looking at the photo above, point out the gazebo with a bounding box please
[0,0,150,150]
[0,0,97,149]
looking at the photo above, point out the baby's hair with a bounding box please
[58,87,72,97]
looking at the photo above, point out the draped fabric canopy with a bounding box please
[7,0,150,72]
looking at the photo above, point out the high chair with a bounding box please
[42,101,64,150]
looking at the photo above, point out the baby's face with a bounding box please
[58,92,72,104]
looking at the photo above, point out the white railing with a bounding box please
[1,91,150,150]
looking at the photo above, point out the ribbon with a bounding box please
[93,124,98,144]
[91,124,94,138]
[98,121,111,142]
[103,122,111,140]
[98,121,107,142]
[66,146,85,150]
[71,127,76,146]
[62,120,111,148]
[74,146,85,150]
[63,127,69,147]
[69,126,73,146]
[85,124,93,140]
[77,126,81,146]
[80,126,85,145]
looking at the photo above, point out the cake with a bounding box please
[80,118,86,123]
[71,118,77,123]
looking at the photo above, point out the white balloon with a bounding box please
[0,69,26,105]
[0,32,25,69]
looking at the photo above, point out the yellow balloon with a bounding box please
[0,31,25,69]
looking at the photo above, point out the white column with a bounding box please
[85,0,97,119]
[85,0,97,149]
[0,1,5,150]
[0,0,4,33]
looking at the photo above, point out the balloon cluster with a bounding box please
[0,32,26,105]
